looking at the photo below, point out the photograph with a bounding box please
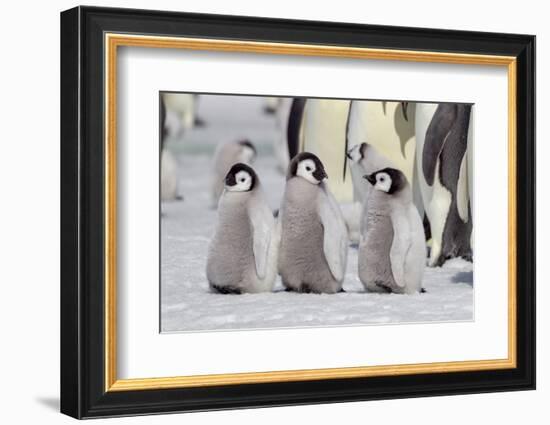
[160,93,474,332]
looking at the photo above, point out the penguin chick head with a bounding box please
[288,152,328,185]
[224,163,257,192]
[346,143,367,163]
[237,139,257,162]
[364,168,407,194]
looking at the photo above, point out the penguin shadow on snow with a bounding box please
[451,271,473,287]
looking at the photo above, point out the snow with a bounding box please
[161,95,473,333]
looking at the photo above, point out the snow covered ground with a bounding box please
[161,95,473,333]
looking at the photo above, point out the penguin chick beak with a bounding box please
[314,168,328,182]
[345,151,352,160]
[364,173,376,185]
[224,173,236,187]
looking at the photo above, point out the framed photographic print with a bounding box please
[60,5,536,419]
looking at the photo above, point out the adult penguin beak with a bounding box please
[364,173,376,185]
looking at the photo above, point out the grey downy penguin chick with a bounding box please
[279,152,349,294]
[359,168,426,294]
[210,140,257,208]
[206,163,279,294]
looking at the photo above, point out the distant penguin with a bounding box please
[160,96,181,202]
[416,103,473,266]
[279,152,348,294]
[263,97,281,114]
[206,164,279,294]
[161,150,179,201]
[359,168,425,294]
[162,92,197,133]
[273,97,292,174]
[210,140,257,208]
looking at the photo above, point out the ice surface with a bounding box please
[161,95,473,333]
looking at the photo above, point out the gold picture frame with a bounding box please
[104,34,517,392]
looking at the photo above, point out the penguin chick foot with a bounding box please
[211,284,242,295]
[374,281,393,294]
[300,283,313,294]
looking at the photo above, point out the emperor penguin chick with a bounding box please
[210,140,256,208]
[206,164,279,294]
[359,168,426,294]
[279,152,349,294]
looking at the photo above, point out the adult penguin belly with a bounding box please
[301,99,352,202]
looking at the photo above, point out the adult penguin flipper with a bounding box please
[389,211,410,289]
[249,204,273,280]
[422,104,457,185]
[318,187,348,282]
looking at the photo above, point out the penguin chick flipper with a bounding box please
[249,203,274,279]
[389,211,411,289]
[318,187,348,282]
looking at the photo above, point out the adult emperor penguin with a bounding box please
[210,139,257,208]
[278,152,349,294]
[416,103,473,266]
[359,168,426,294]
[206,163,279,294]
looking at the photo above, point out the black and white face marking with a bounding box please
[346,143,367,163]
[225,163,257,192]
[364,167,406,194]
[289,152,328,184]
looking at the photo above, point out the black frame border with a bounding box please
[60,6,535,419]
